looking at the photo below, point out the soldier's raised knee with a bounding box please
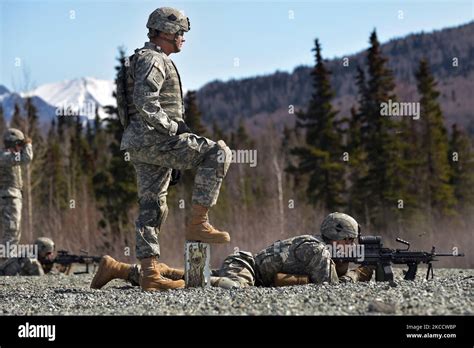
[202,140,232,178]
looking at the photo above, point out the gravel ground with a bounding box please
[0,268,472,316]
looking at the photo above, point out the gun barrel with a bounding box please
[435,253,465,257]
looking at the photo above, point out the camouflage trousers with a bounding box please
[214,251,258,288]
[128,133,232,259]
[0,195,22,247]
[128,251,257,288]
[0,257,43,276]
[128,264,140,286]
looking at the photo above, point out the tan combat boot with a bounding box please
[90,255,132,289]
[139,257,185,291]
[159,263,185,281]
[185,204,230,243]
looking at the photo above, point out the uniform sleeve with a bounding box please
[22,258,44,276]
[302,243,339,284]
[21,143,33,164]
[133,53,178,136]
[0,143,33,166]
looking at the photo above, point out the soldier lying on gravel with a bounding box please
[211,212,374,288]
[0,237,55,276]
[91,212,373,290]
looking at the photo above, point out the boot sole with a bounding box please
[141,281,185,291]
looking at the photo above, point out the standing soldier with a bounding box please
[118,7,232,291]
[0,128,33,260]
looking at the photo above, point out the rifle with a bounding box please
[47,250,102,275]
[331,236,465,281]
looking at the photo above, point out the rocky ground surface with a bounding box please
[0,268,472,315]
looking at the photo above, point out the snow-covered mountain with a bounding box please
[0,86,57,126]
[0,85,10,95]
[0,77,116,127]
[24,77,116,119]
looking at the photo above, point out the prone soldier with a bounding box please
[90,212,373,289]
[211,212,373,288]
[0,237,55,276]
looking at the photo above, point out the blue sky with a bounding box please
[0,0,472,92]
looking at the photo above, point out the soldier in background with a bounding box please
[90,213,374,289]
[0,128,33,262]
[118,7,232,291]
[0,237,55,276]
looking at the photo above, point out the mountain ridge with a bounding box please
[1,21,472,135]
[196,21,474,135]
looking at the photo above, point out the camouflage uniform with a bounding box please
[128,264,141,286]
[123,235,373,287]
[0,143,33,247]
[0,257,43,276]
[121,41,231,259]
[215,235,373,288]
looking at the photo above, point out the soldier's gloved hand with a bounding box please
[176,121,191,135]
[169,169,181,186]
[25,137,32,144]
[274,273,309,287]
[338,275,354,283]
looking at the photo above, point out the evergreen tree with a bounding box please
[347,68,370,221]
[353,30,409,230]
[211,120,228,143]
[45,119,69,210]
[25,98,43,145]
[0,105,6,138]
[92,47,137,234]
[449,124,474,207]
[24,97,45,218]
[289,39,345,211]
[184,91,207,136]
[10,104,26,132]
[415,58,456,216]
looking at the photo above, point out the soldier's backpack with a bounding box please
[115,55,133,129]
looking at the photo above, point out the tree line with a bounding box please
[0,30,472,266]
[289,30,474,236]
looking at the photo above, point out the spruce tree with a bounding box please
[347,68,370,221]
[415,58,456,216]
[290,39,345,211]
[10,103,26,132]
[92,47,137,234]
[46,119,69,210]
[211,120,228,143]
[184,91,207,136]
[449,124,474,207]
[354,30,409,230]
[0,105,6,138]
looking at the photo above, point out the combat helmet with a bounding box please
[34,237,55,257]
[320,212,360,241]
[3,128,25,148]
[147,7,190,35]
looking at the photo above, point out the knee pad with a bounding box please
[202,140,232,178]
